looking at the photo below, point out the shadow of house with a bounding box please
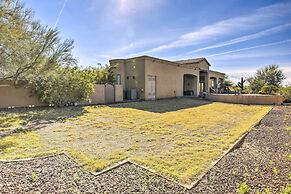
[109,98,212,113]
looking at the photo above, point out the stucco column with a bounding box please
[214,78,218,91]
[206,73,209,93]
[196,74,200,96]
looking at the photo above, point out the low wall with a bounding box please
[0,82,123,108]
[205,93,283,105]
[114,85,123,102]
[0,84,45,108]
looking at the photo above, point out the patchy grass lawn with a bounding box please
[0,98,271,184]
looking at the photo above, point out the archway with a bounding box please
[183,74,197,96]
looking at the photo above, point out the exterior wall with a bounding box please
[180,61,210,70]
[111,58,145,99]
[0,83,46,108]
[124,58,146,99]
[208,71,225,85]
[110,56,225,100]
[88,84,106,104]
[205,93,283,105]
[110,60,126,88]
[114,85,123,102]
[0,82,123,108]
[208,70,225,92]
[144,58,199,100]
[184,75,197,93]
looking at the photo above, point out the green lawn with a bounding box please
[0,98,271,185]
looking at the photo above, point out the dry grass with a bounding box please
[0,98,271,184]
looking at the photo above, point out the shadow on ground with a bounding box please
[109,97,211,113]
[0,106,88,137]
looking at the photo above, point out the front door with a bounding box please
[147,75,156,100]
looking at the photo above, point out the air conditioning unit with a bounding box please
[125,89,137,100]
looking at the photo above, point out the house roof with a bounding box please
[175,57,211,66]
[110,55,179,66]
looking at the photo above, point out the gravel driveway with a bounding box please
[0,106,290,193]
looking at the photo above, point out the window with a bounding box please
[116,74,121,85]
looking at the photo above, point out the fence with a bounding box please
[205,93,283,105]
[0,81,123,108]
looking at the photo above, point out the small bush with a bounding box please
[280,86,291,102]
[238,181,249,194]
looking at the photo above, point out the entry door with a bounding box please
[147,75,156,100]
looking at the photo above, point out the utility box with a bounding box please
[126,89,137,100]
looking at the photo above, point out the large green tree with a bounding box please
[248,65,285,94]
[0,0,76,84]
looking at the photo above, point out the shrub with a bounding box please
[31,67,95,106]
[238,181,249,194]
[280,86,291,102]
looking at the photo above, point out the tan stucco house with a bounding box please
[110,55,225,100]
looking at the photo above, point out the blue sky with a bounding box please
[26,0,291,84]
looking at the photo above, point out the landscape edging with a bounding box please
[0,106,273,190]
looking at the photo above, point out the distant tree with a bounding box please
[0,0,76,84]
[248,65,285,94]
[221,76,234,92]
[90,64,115,84]
[280,85,291,102]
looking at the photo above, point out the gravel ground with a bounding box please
[191,106,291,193]
[0,106,290,193]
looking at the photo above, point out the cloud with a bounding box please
[206,39,291,58]
[144,2,291,53]
[209,49,291,61]
[188,23,291,54]
[225,65,291,85]
[54,0,68,28]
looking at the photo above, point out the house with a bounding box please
[109,55,225,100]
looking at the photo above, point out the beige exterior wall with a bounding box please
[207,70,225,92]
[0,84,46,108]
[88,84,106,104]
[114,85,123,102]
[110,56,225,100]
[180,60,210,70]
[144,58,199,100]
[206,93,283,105]
[111,58,146,99]
[0,82,123,108]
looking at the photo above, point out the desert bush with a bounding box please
[280,86,291,102]
[31,67,95,106]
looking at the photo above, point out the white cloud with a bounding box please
[188,23,291,54]
[144,2,291,53]
[54,0,68,28]
[225,65,291,86]
[210,49,291,61]
[207,39,291,58]
[107,0,165,16]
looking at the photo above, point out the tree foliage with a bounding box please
[89,64,115,84]
[0,0,76,84]
[0,0,118,105]
[31,67,96,106]
[280,86,291,102]
[247,65,285,94]
[221,76,234,92]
